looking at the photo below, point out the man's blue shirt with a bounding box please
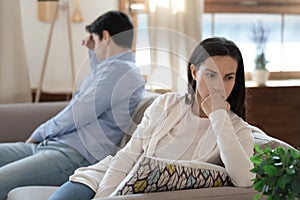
[32,51,145,164]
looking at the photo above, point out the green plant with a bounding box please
[250,144,300,200]
[251,22,270,70]
[254,52,268,70]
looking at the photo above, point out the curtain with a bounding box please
[146,0,204,92]
[0,0,32,103]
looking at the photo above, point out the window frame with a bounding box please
[205,0,300,14]
[119,0,300,80]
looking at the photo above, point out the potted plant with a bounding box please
[250,144,300,200]
[251,22,270,86]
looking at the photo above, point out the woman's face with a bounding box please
[191,55,238,103]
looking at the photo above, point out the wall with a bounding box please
[19,0,118,92]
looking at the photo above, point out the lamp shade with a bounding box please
[37,0,59,22]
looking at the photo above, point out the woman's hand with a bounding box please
[201,93,230,116]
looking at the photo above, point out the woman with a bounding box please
[50,37,255,200]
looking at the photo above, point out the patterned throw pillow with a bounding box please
[112,156,232,196]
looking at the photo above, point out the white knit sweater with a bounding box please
[70,93,255,198]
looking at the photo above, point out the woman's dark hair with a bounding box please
[186,37,246,120]
[85,11,133,49]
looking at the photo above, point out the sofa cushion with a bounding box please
[7,186,58,200]
[112,156,232,196]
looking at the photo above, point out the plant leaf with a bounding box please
[264,176,277,186]
[284,174,293,184]
[274,146,286,157]
[291,178,300,194]
[281,153,290,166]
[254,179,264,191]
[277,175,287,189]
[263,165,278,176]
[253,193,261,200]
[254,144,263,153]
[286,167,295,175]
[250,154,263,165]
[290,148,300,159]
[267,195,272,200]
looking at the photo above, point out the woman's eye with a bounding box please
[226,76,235,80]
[206,73,216,78]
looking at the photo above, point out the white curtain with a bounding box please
[0,0,32,103]
[147,0,204,92]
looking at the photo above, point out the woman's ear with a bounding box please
[190,64,197,80]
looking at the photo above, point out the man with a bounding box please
[0,11,145,200]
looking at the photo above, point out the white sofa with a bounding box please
[2,91,294,200]
[7,186,259,200]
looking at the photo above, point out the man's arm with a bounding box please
[30,63,134,143]
[82,34,99,69]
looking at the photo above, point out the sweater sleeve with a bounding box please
[209,109,255,187]
[93,96,165,198]
[69,155,113,192]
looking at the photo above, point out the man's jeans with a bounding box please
[0,140,90,200]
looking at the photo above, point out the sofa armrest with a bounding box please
[0,102,67,142]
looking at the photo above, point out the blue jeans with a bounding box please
[49,181,95,200]
[0,140,90,200]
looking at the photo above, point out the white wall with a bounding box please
[20,0,118,92]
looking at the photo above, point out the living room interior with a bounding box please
[1,0,298,147]
[0,0,299,199]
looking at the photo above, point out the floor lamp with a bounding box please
[35,0,76,102]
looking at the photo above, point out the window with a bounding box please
[120,0,300,79]
[204,14,278,72]
[282,15,300,71]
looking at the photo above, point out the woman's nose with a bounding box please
[212,78,226,96]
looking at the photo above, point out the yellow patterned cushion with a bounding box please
[112,156,232,196]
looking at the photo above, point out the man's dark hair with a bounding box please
[86,11,134,48]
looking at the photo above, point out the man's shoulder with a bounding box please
[101,52,135,68]
[95,59,138,79]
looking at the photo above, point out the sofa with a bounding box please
[1,91,294,200]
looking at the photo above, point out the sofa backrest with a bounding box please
[0,102,67,142]
[0,91,159,143]
[118,91,159,148]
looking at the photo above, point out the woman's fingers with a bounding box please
[201,93,229,116]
